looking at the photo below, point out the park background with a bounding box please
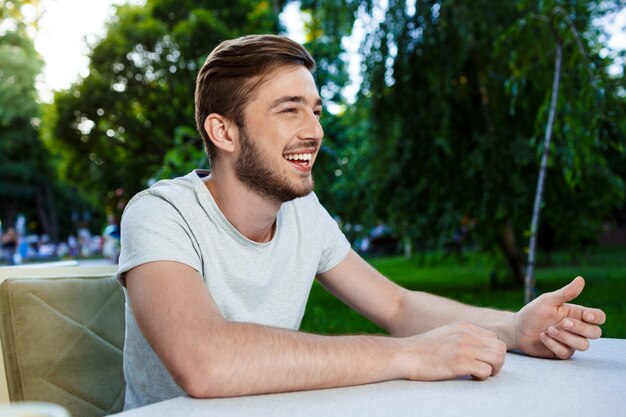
[1,0,625,337]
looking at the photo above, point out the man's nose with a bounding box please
[299,111,324,141]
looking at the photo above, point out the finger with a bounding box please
[560,318,602,340]
[487,350,506,376]
[474,342,506,376]
[564,304,607,325]
[469,361,494,381]
[582,308,607,325]
[547,325,590,351]
[540,331,575,359]
[546,276,585,305]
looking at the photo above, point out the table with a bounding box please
[112,338,626,417]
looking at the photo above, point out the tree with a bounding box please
[311,0,626,283]
[1,0,97,242]
[499,0,626,295]
[0,26,61,239]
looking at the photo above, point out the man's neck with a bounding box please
[202,170,280,243]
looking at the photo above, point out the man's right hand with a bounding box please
[400,322,507,381]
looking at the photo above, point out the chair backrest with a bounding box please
[0,275,125,416]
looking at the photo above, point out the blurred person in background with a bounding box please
[103,215,121,263]
[1,227,18,265]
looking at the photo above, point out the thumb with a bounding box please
[547,276,585,305]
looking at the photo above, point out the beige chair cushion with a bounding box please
[0,275,125,416]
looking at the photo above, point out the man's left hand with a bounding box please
[513,276,606,359]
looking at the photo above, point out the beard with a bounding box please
[234,127,315,203]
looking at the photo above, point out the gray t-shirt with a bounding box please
[117,170,351,409]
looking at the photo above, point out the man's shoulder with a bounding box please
[121,171,208,227]
[126,171,204,209]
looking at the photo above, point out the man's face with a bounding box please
[234,65,324,203]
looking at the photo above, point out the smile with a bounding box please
[283,152,313,171]
[284,153,312,161]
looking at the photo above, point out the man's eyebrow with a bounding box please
[269,96,323,108]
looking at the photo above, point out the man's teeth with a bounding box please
[284,153,312,161]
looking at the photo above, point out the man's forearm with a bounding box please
[128,262,409,399]
[176,322,404,398]
[387,290,517,349]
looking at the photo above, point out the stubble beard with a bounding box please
[234,127,315,203]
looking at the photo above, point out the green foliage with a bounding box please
[498,0,626,251]
[0,4,103,240]
[309,0,626,282]
[0,29,49,231]
[299,0,360,102]
[157,126,205,179]
[0,0,40,31]
[0,32,40,124]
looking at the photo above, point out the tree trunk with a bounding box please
[35,181,59,242]
[525,38,563,304]
[2,202,17,231]
[403,235,413,259]
[270,0,281,16]
[499,219,525,285]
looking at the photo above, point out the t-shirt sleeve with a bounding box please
[315,201,351,275]
[116,192,202,287]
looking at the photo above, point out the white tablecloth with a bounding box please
[112,338,626,417]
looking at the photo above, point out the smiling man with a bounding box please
[117,35,606,410]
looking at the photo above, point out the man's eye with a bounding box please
[314,110,322,119]
[282,108,297,114]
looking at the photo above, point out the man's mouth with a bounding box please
[283,152,313,170]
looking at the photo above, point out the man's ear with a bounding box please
[204,113,238,155]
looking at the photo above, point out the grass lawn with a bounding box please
[300,246,626,339]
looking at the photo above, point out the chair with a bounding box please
[0,274,125,416]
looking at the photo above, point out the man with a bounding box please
[117,34,605,410]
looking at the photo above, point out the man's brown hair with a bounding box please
[194,34,316,164]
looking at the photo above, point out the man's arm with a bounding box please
[126,260,506,398]
[317,250,606,359]
[316,250,516,342]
